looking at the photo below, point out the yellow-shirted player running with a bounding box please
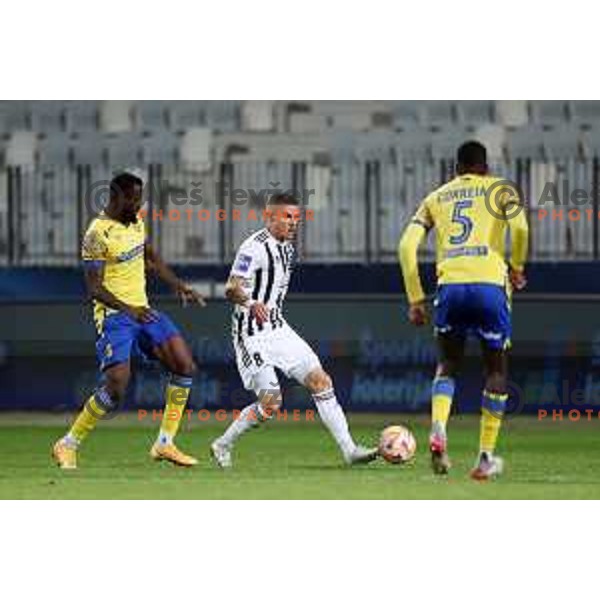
[399,141,529,480]
[52,170,205,469]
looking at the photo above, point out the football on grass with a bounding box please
[379,425,417,464]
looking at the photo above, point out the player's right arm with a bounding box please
[82,228,156,323]
[398,197,433,326]
[225,243,269,325]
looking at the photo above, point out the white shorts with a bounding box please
[233,324,322,395]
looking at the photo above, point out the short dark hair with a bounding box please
[267,193,300,207]
[110,172,143,199]
[457,141,487,168]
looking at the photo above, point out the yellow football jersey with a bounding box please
[414,174,523,285]
[399,173,529,304]
[81,213,148,329]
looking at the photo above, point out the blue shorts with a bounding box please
[433,283,511,350]
[96,311,181,371]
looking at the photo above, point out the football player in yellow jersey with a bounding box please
[399,141,528,481]
[52,171,205,469]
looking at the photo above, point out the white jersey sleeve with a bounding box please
[230,239,265,282]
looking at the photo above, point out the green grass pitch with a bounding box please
[1,413,599,499]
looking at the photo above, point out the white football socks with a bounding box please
[218,401,268,448]
[313,388,356,457]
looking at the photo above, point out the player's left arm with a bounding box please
[503,187,529,291]
[398,199,432,325]
[144,243,206,306]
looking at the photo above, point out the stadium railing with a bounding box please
[0,157,598,266]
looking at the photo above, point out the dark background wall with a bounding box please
[2,264,600,414]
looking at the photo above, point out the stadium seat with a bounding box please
[470,124,506,161]
[71,133,106,166]
[495,100,528,127]
[0,102,29,134]
[134,101,168,132]
[64,101,99,132]
[205,101,240,133]
[169,101,205,132]
[304,162,367,261]
[504,126,545,161]
[580,126,600,158]
[377,161,416,256]
[391,101,423,129]
[104,133,144,168]
[392,130,431,161]
[241,101,275,132]
[333,112,375,132]
[0,137,7,168]
[542,127,582,161]
[529,101,568,126]
[354,132,395,162]
[329,131,357,162]
[422,101,456,129]
[99,100,133,133]
[5,132,37,167]
[141,131,180,166]
[456,100,495,126]
[570,101,600,127]
[180,127,213,170]
[29,101,65,133]
[431,129,472,161]
[289,113,329,133]
[37,132,73,166]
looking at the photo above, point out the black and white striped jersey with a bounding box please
[230,228,296,340]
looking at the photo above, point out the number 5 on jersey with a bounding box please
[449,200,473,245]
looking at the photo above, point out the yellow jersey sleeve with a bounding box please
[398,196,433,304]
[82,223,108,264]
[411,194,434,231]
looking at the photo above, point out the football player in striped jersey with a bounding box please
[210,194,377,468]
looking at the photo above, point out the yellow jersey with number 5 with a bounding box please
[411,174,524,286]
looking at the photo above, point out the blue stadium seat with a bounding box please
[134,101,168,132]
[354,132,395,162]
[0,101,28,134]
[529,101,568,126]
[205,101,240,133]
[169,101,205,131]
[570,101,600,127]
[542,126,582,161]
[431,130,472,161]
[422,101,456,129]
[64,101,99,133]
[580,126,600,158]
[392,131,431,161]
[505,126,545,160]
[29,101,65,133]
[141,131,180,165]
[330,131,357,162]
[391,101,422,129]
[104,133,143,168]
[456,101,495,125]
[71,133,106,166]
[37,132,73,166]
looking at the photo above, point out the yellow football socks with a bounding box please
[68,388,114,444]
[480,390,508,455]
[431,377,455,433]
[157,374,193,445]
